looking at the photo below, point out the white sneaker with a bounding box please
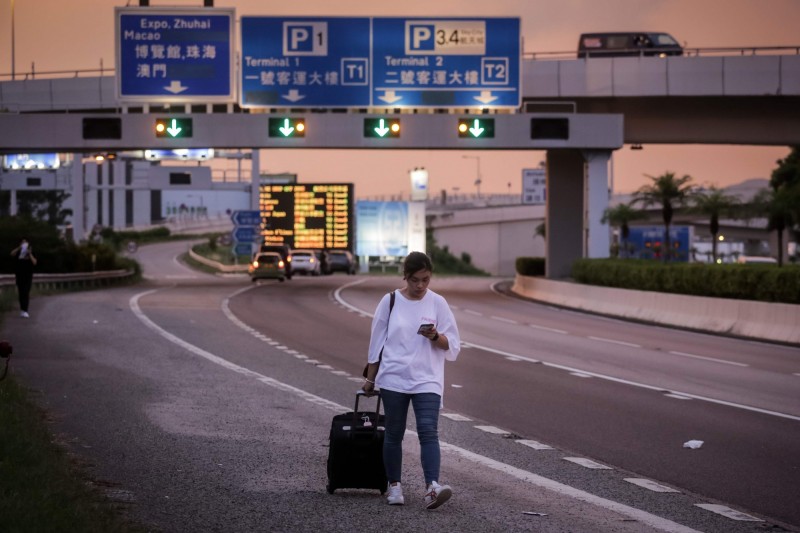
[424,481,452,510]
[386,482,404,505]
[20,311,29,318]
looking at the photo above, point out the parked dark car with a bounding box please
[328,250,357,275]
[314,249,331,275]
[258,244,293,279]
[578,32,683,58]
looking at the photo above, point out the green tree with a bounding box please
[769,147,800,260]
[633,172,694,262]
[689,186,741,263]
[752,186,795,267]
[16,190,73,226]
[601,203,646,258]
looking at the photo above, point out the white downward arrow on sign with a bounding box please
[282,89,305,102]
[166,119,182,137]
[374,119,390,137]
[165,80,188,94]
[474,91,498,104]
[279,118,294,136]
[469,119,484,137]
[378,90,402,104]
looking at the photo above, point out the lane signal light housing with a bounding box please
[458,118,495,138]
[269,117,306,138]
[155,118,193,138]
[364,118,401,138]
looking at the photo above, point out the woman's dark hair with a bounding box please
[403,251,433,278]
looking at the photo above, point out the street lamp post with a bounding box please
[462,155,482,198]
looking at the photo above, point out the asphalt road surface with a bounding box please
[5,240,799,533]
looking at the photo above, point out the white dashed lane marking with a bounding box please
[529,324,568,334]
[588,336,642,348]
[625,478,680,493]
[694,504,763,522]
[475,425,511,435]
[517,440,554,450]
[563,457,613,470]
[491,315,518,324]
[669,351,749,367]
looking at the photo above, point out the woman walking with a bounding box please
[362,251,461,509]
[10,237,37,318]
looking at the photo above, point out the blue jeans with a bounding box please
[380,389,442,486]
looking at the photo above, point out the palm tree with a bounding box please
[601,203,646,258]
[690,187,740,263]
[752,187,795,266]
[632,172,694,262]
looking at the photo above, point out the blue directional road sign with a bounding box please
[115,7,235,102]
[230,210,261,227]
[233,243,253,256]
[233,226,258,243]
[371,18,520,108]
[240,17,371,108]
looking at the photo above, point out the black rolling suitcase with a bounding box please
[326,391,387,494]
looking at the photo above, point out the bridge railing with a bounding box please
[3,46,799,81]
[524,45,800,60]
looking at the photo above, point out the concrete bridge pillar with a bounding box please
[545,149,612,279]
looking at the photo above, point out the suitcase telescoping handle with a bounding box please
[354,389,382,425]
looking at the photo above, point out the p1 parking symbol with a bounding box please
[283,22,328,56]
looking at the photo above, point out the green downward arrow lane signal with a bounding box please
[364,118,401,138]
[457,118,495,138]
[269,117,306,138]
[155,117,193,138]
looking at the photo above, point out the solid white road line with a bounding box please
[131,287,703,533]
[668,351,749,367]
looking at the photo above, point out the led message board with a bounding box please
[258,183,353,250]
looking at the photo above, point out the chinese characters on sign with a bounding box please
[116,7,235,102]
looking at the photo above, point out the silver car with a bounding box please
[290,249,321,275]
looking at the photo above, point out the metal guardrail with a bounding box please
[522,45,800,60]
[0,269,137,291]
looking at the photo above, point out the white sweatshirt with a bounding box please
[368,289,460,397]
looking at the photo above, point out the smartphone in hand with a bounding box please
[417,323,434,335]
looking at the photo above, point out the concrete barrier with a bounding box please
[512,275,800,345]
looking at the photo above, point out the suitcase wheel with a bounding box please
[326,484,335,494]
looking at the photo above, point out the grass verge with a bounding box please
[0,290,144,532]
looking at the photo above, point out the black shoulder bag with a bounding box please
[362,291,395,378]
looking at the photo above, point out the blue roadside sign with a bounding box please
[371,18,520,108]
[240,17,371,108]
[233,243,253,256]
[230,210,261,227]
[233,226,258,243]
[115,7,235,102]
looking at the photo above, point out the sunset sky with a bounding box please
[1,0,797,198]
